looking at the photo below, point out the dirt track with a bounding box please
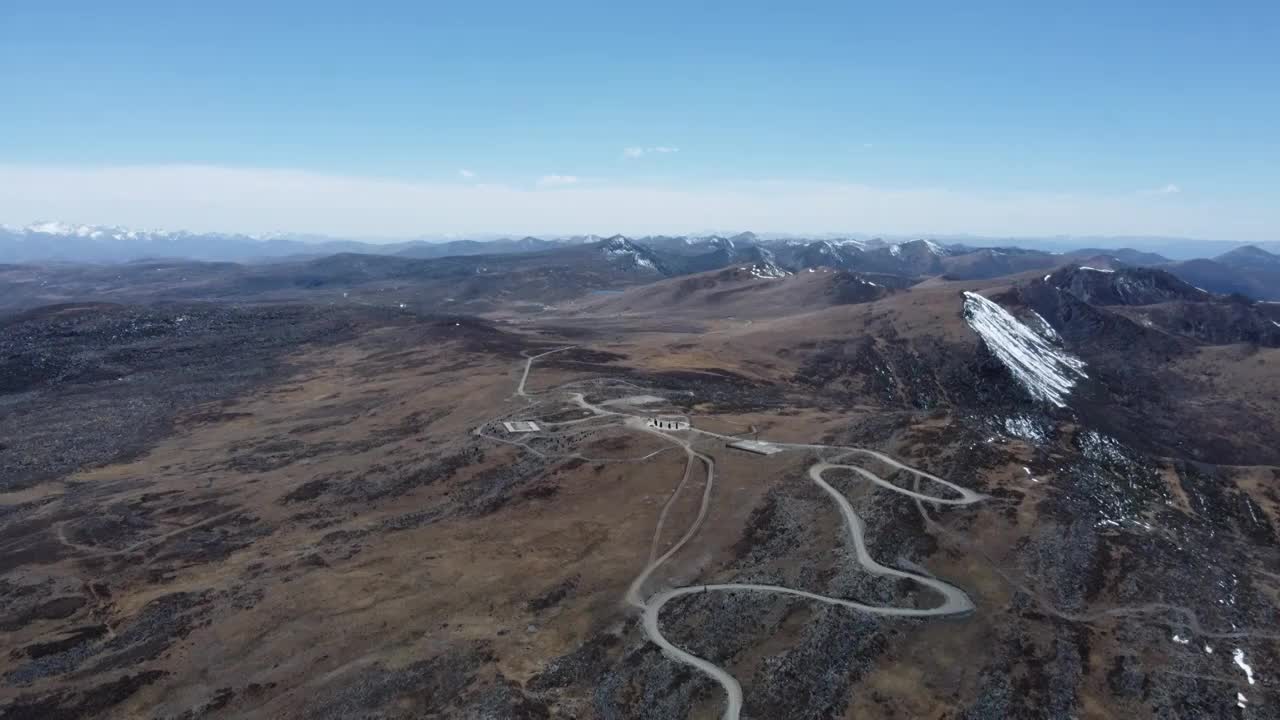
[481,348,987,720]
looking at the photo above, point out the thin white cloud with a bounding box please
[536,174,579,187]
[622,146,679,159]
[0,164,1274,240]
[1140,183,1181,196]
[458,168,476,179]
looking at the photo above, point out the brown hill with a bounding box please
[574,265,907,319]
[3,252,1280,720]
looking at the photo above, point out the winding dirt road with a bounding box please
[482,350,986,720]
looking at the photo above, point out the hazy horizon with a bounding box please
[1,164,1277,244]
[3,214,1275,249]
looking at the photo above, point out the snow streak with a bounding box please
[963,291,1088,408]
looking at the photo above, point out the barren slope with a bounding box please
[2,273,1278,719]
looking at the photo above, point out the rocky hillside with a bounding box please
[1044,265,1210,305]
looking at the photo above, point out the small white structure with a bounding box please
[647,415,690,431]
[502,420,541,433]
[728,439,783,456]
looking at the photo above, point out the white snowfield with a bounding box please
[963,291,1088,408]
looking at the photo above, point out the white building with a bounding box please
[502,420,541,433]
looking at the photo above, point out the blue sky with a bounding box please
[2,1,1278,238]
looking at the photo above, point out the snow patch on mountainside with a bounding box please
[1026,310,1061,341]
[709,236,735,252]
[963,291,1088,408]
[1003,414,1049,444]
[889,239,946,257]
[604,247,655,270]
[599,237,658,271]
[747,263,790,279]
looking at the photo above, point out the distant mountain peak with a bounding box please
[598,235,636,250]
[1223,244,1274,256]
[891,238,948,257]
[1216,245,1280,267]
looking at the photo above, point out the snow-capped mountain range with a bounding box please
[0,222,364,263]
[3,221,1279,301]
[0,222,947,267]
